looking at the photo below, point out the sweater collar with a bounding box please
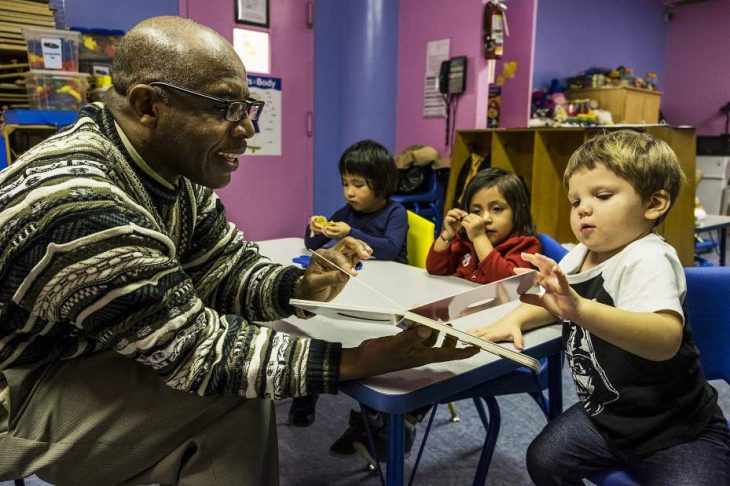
[90,103,183,204]
[114,119,177,191]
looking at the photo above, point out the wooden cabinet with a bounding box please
[1,124,57,169]
[567,87,662,124]
[446,126,696,265]
[0,109,78,169]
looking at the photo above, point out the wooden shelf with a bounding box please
[447,126,696,265]
[567,87,662,124]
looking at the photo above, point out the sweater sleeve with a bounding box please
[347,204,407,261]
[183,187,303,321]
[426,237,462,275]
[0,169,340,399]
[476,235,542,282]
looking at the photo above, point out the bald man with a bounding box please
[0,16,477,485]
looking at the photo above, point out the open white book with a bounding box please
[290,271,543,372]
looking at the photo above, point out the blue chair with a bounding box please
[392,169,446,234]
[408,233,568,485]
[537,233,568,263]
[586,266,730,485]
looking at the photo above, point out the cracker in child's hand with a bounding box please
[310,215,335,237]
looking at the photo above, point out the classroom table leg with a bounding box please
[720,229,727,266]
[547,351,564,420]
[386,413,406,486]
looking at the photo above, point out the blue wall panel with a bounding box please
[313,0,399,218]
[64,0,178,31]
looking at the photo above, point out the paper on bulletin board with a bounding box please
[423,38,450,118]
[247,75,281,156]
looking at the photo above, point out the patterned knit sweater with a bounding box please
[0,103,340,399]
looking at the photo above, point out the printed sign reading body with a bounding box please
[247,75,282,156]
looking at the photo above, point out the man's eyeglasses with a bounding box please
[148,81,265,122]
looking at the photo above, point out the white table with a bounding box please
[696,214,730,266]
[257,238,563,485]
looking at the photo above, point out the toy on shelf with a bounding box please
[565,65,658,91]
[24,70,89,111]
[645,71,658,91]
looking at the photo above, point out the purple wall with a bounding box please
[184,0,314,240]
[533,0,667,91]
[395,0,536,150]
[65,0,178,30]
[663,0,730,135]
[395,0,483,154]
[494,0,536,128]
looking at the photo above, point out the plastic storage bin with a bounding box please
[24,70,89,111]
[77,30,122,62]
[22,27,80,71]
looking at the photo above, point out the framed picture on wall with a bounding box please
[236,0,269,28]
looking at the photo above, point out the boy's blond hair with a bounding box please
[563,130,687,225]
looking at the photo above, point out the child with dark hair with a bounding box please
[289,140,408,430]
[306,139,407,263]
[426,167,541,282]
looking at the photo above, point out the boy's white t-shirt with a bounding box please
[560,232,686,323]
[556,233,717,454]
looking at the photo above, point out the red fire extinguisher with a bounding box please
[483,0,507,60]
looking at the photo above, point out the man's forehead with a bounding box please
[202,76,250,98]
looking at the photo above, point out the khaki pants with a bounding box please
[0,351,278,486]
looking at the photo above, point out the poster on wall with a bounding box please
[423,38,450,118]
[247,75,281,156]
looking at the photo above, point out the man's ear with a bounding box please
[644,189,671,222]
[127,84,161,128]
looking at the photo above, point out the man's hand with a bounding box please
[295,237,372,302]
[321,221,351,239]
[339,325,480,381]
[519,252,583,322]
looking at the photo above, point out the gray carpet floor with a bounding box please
[4,370,728,486]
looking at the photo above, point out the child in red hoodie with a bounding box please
[427,167,540,282]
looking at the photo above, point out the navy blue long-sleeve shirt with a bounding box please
[304,200,408,263]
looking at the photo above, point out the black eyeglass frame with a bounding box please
[148,81,265,122]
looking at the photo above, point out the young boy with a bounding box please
[470,130,729,485]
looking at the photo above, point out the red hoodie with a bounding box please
[426,233,541,283]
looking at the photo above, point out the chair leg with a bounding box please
[352,441,378,475]
[472,396,489,431]
[358,406,385,483]
[447,401,460,422]
[408,404,439,486]
[472,396,501,486]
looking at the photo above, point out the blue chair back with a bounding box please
[684,266,730,384]
[538,233,568,262]
[392,169,445,232]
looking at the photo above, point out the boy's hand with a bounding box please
[468,316,526,349]
[520,252,583,322]
[460,213,486,242]
[442,208,467,239]
[296,237,372,302]
[309,215,326,237]
[321,221,351,239]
